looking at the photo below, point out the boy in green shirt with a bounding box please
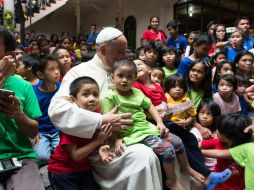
[0,26,44,189]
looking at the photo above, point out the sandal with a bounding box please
[205,168,232,190]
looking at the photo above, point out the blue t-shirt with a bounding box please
[86,32,99,44]
[243,35,254,50]
[33,81,61,134]
[225,46,246,63]
[239,95,249,116]
[166,35,188,53]
[177,57,193,76]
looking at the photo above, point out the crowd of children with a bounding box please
[1,15,254,190]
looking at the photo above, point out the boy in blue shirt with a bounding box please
[166,20,188,55]
[32,55,61,164]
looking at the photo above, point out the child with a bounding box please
[164,74,196,128]
[133,59,167,107]
[234,51,254,77]
[60,36,76,62]
[235,72,253,116]
[191,99,221,142]
[144,41,160,67]
[30,43,40,57]
[150,67,165,86]
[223,30,246,62]
[32,55,61,164]
[38,38,50,55]
[53,47,72,79]
[201,114,252,190]
[211,51,227,79]
[15,54,40,85]
[177,33,212,75]
[213,61,236,92]
[161,46,180,78]
[166,19,188,55]
[184,31,197,57]
[48,76,111,190]
[135,47,146,60]
[190,99,221,171]
[187,59,213,109]
[102,59,230,190]
[213,74,241,115]
[209,24,228,56]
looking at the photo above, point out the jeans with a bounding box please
[34,132,60,165]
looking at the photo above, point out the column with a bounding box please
[4,0,15,31]
[116,0,124,31]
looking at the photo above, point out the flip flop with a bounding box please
[205,168,232,190]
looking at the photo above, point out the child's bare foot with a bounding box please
[166,180,185,190]
[181,167,205,183]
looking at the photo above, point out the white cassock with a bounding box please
[48,54,163,190]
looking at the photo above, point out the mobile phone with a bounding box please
[0,158,22,172]
[0,89,15,103]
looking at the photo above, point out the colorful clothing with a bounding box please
[224,46,246,63]
[33,81,61,134]
[165,93,196,122]
[213,93,241,115]
[133,81,166,106]
[48,54,163,190]
[101,88,159,145]
[48,132,93,174]
[0,76,41,161]
[187,90,204,110]
[142,30,167,43]
[177,57,194,76]
[201,138,245,190]
[230,143,254,190]
[166,35,188,53]
[162,67,177,78]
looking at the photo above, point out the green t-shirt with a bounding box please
[162,67,177,79]
[0,76,42,161]
[187,90,204,110]
[229,142,254,190]
[101,88,160,145]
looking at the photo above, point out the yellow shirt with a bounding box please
[165,93,196,123]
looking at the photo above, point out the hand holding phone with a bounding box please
[0,89,15,103]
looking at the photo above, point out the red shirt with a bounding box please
[133,81,166,106]
[201,138,244,190]
[142,30,167,43]
[48,132,94,174]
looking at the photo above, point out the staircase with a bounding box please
[16,0,68,31]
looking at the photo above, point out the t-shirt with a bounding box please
[101,88,160,145]
[201,138,245,190]
[0,76,42,161]
[86,32,99,44]
[166,35,188,53]
[48,132,93,174]
[33,81,61,134]
[165,93,196,122]
[177,57,194,76]
[133,81,166,106]
[224,46,246,63]
[213,93,241,115]
[243,35,254,50]
[142,30,167,43]
[162,67,177,78]
[230,143,254,190]
[187,90,204,110]
[239,95,249,116]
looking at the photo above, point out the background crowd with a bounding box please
[1,15,254,190]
